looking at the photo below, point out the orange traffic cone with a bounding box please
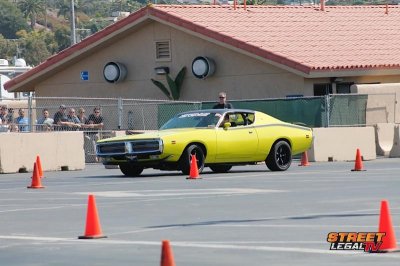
[351,148,365,171]
[27,162,45,189]
[160,240,176,266]
[298,151,310,166]
[377,200,398,252]
[186,154,201,179]
[36,155,44,178]
[78,194,107,239]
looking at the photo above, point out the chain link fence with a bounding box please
[0,94,397,162]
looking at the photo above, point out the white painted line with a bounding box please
[207,224,389,228]
[73,188,285,198]
[0,235,398,257]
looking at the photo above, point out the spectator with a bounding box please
[86,107,104,129]
[53,105,70,130]
[77,107,88,125]
[66,108,81,130]
[213,92,234,109]
[85,107,104,162]
[36,108,54,131]
[0,106,7,123]
[16,108,29,132]
[0,106,14,124]
[0,113,8,132]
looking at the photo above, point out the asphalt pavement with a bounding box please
[1,158,400,265]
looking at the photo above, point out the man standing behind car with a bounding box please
[213,92,233,109]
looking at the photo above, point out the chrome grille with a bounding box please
[97,139,162,156]
[97,142,126,155]
[130,141,161,153]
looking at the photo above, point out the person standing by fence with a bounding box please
[36,108,54,131]
[16,108,29,132]
[213,92,234,109]
[77,107,88,126]
[86,107,104,129]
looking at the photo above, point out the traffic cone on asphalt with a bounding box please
[36,155,44,178]
[186,154,201,179]
[78,195,107,239]
[298,151,310,166]
[27,162,45,189]
[351,148,365,171]
[377,200,398,252]
[160,240,176,266]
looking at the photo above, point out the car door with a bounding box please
[215,112,259,162]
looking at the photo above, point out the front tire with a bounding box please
[266,140,292,171]
[119,163,144,177]
[179,144,205,175]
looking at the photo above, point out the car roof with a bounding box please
[182,109,256,115]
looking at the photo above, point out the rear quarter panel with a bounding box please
[253,112,313,157]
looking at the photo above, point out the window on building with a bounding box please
[155,41,171,61]
[313,83,332,96]
[336,82,354,94]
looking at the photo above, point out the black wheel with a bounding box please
[179,144,205,175]
[119,163,144,177]
[209,165,232,173]
[265,140,292,171]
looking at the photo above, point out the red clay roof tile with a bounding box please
[6,4,400,91]
[150,4,400,72]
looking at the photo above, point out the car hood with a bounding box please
[98,128,208,143]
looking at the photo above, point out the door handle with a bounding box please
[248,131,253,134]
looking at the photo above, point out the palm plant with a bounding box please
[18,0,46,29]
[151,67,186,100]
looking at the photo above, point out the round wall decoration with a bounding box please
[191,56,215,79]
[103,62,127,83]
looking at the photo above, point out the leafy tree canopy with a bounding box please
[0,0,29,39]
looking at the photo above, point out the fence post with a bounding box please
[118,97,122,130]
[28,94,33,132]
[394,92,397,123]
[325,94,330,127]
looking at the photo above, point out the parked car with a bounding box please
[96,109,313,177]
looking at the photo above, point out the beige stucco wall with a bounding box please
[309,127,376,162]
[35,21,304,101]
[0,132,85,173]
[351,83,400,124]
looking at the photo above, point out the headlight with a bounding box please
[159,139,164,153]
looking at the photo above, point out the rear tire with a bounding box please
[119,164,144,177]
[265,140,292,171]
[179,144,205,175]
[209,165,232,173]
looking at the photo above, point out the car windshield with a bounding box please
[160,111,223,130]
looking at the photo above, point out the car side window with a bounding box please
[230,113,245,127]
[244,113,255,125]
[219,113,254,127]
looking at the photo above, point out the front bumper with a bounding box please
[96,139,164,162]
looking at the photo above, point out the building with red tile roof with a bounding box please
[5,4,400,99]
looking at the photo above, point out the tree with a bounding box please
[0,34,18,61]
[57,0,79,20]
[0,0,29,39]
[18,0,46,30]
[54,26,71,51]
[17,30,52,66]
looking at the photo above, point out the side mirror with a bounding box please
[223,122,231,130]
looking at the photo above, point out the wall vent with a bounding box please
[155,41,171,61]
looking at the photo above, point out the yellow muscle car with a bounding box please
[96,109,313,177]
